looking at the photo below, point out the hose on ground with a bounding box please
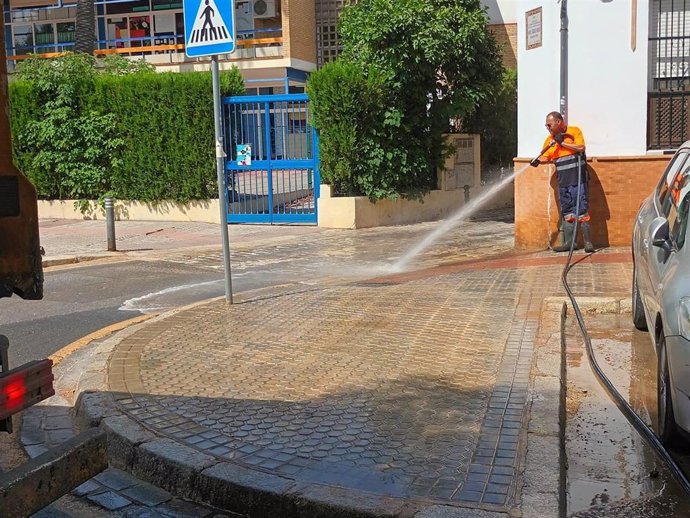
[562,154,690,496]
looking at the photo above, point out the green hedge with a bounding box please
[306,0,504,200]
[9,54,244,202]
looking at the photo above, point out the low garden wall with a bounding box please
[38,200,221,224]
[317,182,514,229]
[39,180,514,229]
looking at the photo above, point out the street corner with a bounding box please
[86,261,562,515]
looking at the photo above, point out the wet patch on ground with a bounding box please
[564,312,690,517]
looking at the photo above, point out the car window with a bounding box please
[670,190,690,250]
[658,150,690,210]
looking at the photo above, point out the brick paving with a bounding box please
[104,252,633,512]
[24,211,640,515]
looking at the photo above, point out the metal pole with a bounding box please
[105,197,116,252]
[560,0,568,123]
[212,56,233,304]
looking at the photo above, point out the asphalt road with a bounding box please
[0,259,230,367]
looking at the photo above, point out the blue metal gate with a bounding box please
[223,94,320,224]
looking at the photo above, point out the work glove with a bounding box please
[529,158,540,168]
[553,133,565,144]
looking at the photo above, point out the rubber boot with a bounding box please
[581,222,595,253]
[552,220,575,252]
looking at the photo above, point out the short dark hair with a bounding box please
[547,111,563,121]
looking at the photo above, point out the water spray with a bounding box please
[392,164,531,272]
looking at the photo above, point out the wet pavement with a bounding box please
[564,312,690,517]
[20,210,690,516]
[90,250,634,516]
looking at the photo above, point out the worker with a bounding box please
[530,111,594,253]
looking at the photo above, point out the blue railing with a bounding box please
[5,24,282,59]
[223,94,319,224]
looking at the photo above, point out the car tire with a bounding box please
[658,337,678,446]
[632,266,648,331]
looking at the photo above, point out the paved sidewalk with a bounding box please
[25,212,639,516]
[39,219,324,267]
[72,251,631,516]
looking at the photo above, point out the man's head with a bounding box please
[545,111,566,136]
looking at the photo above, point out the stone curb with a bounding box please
[520,298,565,518]
[81,403,511,518]
[542,296,632,315]
[43,254,118,268]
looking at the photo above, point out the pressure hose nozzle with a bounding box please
[530,140,557,167]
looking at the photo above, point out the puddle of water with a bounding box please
[564,313,690,517]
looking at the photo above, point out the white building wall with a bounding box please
[517,0,650,158]
[484,0,518,25]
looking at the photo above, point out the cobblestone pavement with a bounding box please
[24,211,640,515]
[104,251,633,512]
[40,210,515,277]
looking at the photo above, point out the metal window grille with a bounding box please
[649,0,690,150]
[315,0,352,67]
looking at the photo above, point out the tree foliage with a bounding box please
[12,53,121,200]
[308,0,503,199]
[9,53,245,202]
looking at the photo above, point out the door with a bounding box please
[224,93,320,224]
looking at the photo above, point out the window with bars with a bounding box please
[649,0,690,150]
[315,0,350,67]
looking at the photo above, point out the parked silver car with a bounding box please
[633,141,690,444]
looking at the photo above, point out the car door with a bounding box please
[636,150,689,304]
[645,151,690,319]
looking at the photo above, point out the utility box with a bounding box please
[439,134,481,191]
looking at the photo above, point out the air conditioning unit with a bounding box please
[253,0,276,19]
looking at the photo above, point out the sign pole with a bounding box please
[183,0,235,303]
[212,55,233,304]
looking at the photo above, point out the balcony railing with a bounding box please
[6,28,283,62]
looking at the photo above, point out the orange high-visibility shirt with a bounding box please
[541,126,586,161]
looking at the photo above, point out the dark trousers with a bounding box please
[558,182,589,220]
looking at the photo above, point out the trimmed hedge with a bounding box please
[307,0,503,200]
[9,55,244,201]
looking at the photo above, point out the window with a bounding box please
[657,150,689,208]
[100,0,183,52]
[662,151,690,247]
[34,23,54,52]
[7,7,76,56]
[672,190,690,248]
[648,0,690,149]
[57,22,75,46]
[13,25,33,53]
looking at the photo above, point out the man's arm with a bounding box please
[556,127,586,154]
[559,141,585,153]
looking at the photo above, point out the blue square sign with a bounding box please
[184,0,235,57]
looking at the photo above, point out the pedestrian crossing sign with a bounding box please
[184,0,235,57]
